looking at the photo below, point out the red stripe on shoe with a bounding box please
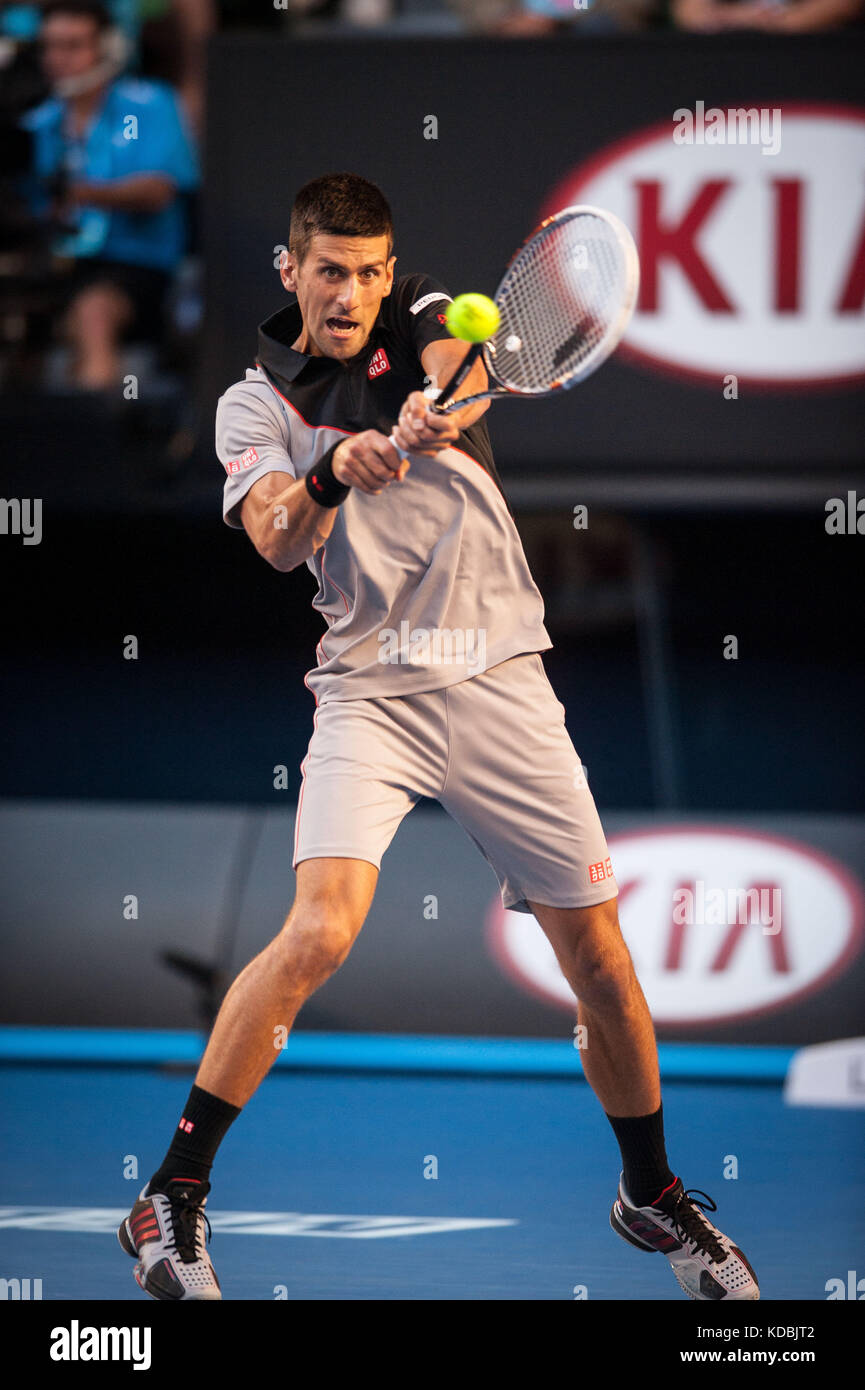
[132,1218,160,1236]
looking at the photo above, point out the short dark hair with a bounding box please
[40,0,112,30]
[289,173,394,266]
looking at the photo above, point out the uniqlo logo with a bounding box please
[224,446,259,475]
[588,859,608,884]
[178,1117,194,1133]
[605,857,613,879]
[367,348,390,379]
[436,312,447,324]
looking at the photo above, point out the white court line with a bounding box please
[0,1207,517,1239]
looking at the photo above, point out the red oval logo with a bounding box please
[541,104,865,389]
[488,826,865,1027]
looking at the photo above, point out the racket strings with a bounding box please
[491,212,634,393]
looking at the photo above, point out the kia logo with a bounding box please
[488,827,865,1027]
[541,105,865,387]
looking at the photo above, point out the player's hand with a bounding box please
[392,390,460,456]
[332,431,409,495]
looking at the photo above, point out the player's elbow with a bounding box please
[257,530,301,572]
[256,522,316,574]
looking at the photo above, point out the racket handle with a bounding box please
[430,340,484,412]
[387,381,440,462]
[387,351,479,463]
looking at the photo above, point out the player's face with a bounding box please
[281,234,395,362]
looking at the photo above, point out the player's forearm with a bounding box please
[446,396,491,433]
[439,354,491,432]
[248,476,338,573]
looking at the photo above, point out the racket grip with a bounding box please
[387,379,451,463]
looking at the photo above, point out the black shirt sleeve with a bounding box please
[386,272,454,363]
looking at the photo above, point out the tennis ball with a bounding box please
[445,293,500,343]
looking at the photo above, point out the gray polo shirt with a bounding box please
[216,272,552,703]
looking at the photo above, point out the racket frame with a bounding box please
[432,203,640,413]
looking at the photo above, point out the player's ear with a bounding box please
[281,251,299,292]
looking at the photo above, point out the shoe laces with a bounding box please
[669,1188,726,1265]
[167,1193,212,1264]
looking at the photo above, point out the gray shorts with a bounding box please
[293,651,619,913]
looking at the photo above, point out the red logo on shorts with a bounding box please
[178,1117,194,1133]
[224,446,259,475]
[368,348,391,379]
[588,858,613,885]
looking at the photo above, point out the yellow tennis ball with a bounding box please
[445,293,500,343]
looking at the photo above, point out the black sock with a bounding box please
[148,1084,241,1195]
[605,1102,676,1208]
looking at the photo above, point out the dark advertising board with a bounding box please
[201,35,865,476]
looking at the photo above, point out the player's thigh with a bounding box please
[294,855,379,927]
[441,652,618,913]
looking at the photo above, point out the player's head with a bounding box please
[280,173,396,362]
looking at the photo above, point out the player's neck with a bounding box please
[291,328,362,368]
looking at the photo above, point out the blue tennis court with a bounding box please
[2,1035,861,1302]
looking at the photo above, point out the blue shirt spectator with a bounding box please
[22,73,199,271]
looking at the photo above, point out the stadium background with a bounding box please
[3,23,863,1049]
[1,0,864,1312]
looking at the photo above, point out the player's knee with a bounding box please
[571,944,633,1007]
[275,907,358,984]
[568,905,633,1003]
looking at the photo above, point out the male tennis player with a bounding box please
[119,172,758,1302]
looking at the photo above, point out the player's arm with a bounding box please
[240,432,408,573]
[219,380,408,573]
[392,339,490,455]
[240,471,336,573]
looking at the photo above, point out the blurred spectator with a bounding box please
[1,0,214,136]
[20,0,199,390]
[278,0,395,25]
[671,0,864,30]
[449,0,657,33]
[136,0,216,139]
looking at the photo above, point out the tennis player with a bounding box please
[118,172,759,1302]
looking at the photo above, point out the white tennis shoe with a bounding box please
[611,1173,760,1300]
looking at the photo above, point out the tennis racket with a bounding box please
[389,203,639,459]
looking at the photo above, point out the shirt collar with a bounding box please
[256,302,309,383]
[256,299,386,385]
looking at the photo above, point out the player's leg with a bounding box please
[121,689,444,1299]
[529,891,758,1299]
[528,895,661,1113]
[195,855,377,1107]
[119,855,377,1300]
[440,653,758,1298]
[526,894,669,1195]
